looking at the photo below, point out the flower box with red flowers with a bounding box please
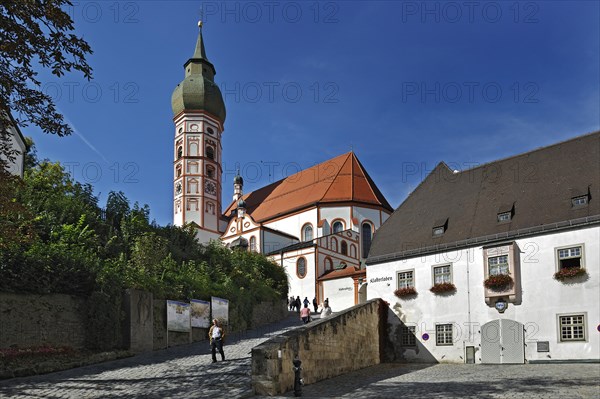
[554,267,587,281]
[484,274,513,290]
[394,287,417,298]
[430,282,456,294]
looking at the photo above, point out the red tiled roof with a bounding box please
[224,152,392,222]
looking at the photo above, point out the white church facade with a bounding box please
[366,132,600,364]
[170,25,392,309]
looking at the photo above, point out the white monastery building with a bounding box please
[367,132,600,364]
[0,112,26,177]
[171,25,392,309]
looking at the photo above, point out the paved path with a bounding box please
[0,313,302,399]
[271,362,600,399]
[1,313,598,398]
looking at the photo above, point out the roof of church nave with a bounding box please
[223,152,393,223]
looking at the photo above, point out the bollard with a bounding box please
[293,356,303,397]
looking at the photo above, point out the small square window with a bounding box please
[557,246,583,270]
[436,324,453,346]
[559,314,586,342]
[571,196,588,207]
[397,271,414,289]
[401,325,416,347]
[497,212,512,222]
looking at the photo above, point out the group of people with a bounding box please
[289,295,332,324]
[208,295,333,366]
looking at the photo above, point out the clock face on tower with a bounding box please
[205,181,216,195]
[175,182,182,195]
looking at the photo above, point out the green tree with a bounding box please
[0,0,93,152]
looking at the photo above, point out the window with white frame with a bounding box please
[571,195,588,207]
[436,324,453,346]
[557,246,583,270]
[488,255,509,275]
[559,314,586,342]
[433,265,452,284]
[397,271,414,289]
[249,236,256,252]
[401,325,416,347]
[497,212,511,222]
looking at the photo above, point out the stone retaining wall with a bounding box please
[0,293,87,349]
[251,299,384,396]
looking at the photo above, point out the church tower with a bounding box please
[171,22,226,243]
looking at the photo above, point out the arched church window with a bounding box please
[302,224,313,241]
[207,127,214,134]
[297,257,307,278]
[362,222,373,258]
[206,146,215,160]
[324,258,333,272]
[177,146,183,159]
[176,165,182,177]
[350,244,357,258]
[331,237,338,252]
[332,220,344,233]
[341,241,348,256]
[249,236,256,252]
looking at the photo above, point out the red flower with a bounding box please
[394,287,417,298]
[430,282,456,294]
[554,268,587,281]
[484,274,513,290]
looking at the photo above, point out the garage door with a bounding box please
[481,319,525,364]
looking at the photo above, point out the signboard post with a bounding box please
[166,300,191,347]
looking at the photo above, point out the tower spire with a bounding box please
[192,20,209,61]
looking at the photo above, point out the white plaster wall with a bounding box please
[264,208,317,240]
[353,206,383,229]
[263,230,297,254]
[320,206,352,230]
[367,226,600,363]
[2,125,25,177]
[322,277,355,310]
[273,248,316,301]
[195,229,222,244]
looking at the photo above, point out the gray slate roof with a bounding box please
[367,131,600,264]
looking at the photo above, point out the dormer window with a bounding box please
[571,195,588,207]
[432,218,448,237]
[497,212,512,222]
[497,203,514,223]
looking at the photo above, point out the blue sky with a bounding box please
[26,1,599,225]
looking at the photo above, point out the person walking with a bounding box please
[300,304,311,324]
[303,297,309,308]
[208,319,225,363]
[289,296,294,311]
[312,296,318,313]
[295,296,301,313]
[319,299,332,319]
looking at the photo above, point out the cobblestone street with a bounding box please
[1,313,598,399]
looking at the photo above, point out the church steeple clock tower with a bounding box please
[171,21,226,243]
